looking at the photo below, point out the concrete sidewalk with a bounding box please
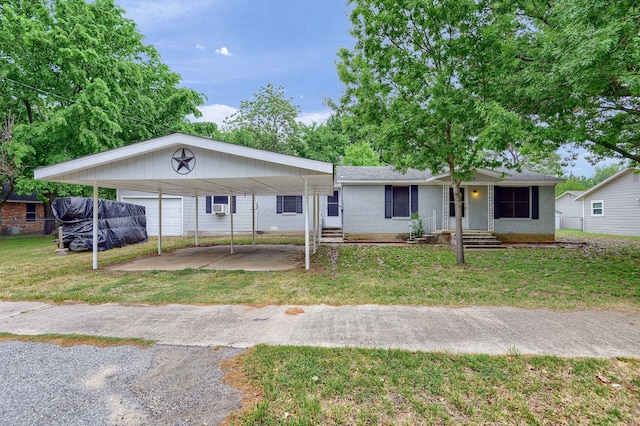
[1,301,638,358]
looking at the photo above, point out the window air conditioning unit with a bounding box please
[212,204,227,215]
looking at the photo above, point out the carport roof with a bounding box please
[34,133,335,196]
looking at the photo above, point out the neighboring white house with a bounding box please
[555,191,584,229]
[574,168,640,236]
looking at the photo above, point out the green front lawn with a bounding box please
[2,232,639,425]
[0,231,638,309]
[224,345,640,425]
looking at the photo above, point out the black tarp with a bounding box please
[52,197,148,252]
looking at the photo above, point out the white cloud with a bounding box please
[214,47,232,56]
[298,110,332,125]
[189,104,238,126]
[195,43,205,50]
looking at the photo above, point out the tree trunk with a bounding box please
[42,192,57,235]
[449,166,465,265]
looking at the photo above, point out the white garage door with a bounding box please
[122,197,183,236]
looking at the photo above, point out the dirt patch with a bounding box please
[220,348,264,426]
[285,307,305,315]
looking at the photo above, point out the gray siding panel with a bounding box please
[582,172,640,236]
[343,185,444,234]
[494,186,555,235]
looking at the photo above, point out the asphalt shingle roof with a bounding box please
[336,166,563,183]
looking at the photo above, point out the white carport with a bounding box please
[34,133,334,270]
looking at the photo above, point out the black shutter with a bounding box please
[385,185,392,218]
[206,196,212,214]
[231,196,237,214]
[410,185,418,214]
[276,196,282,213]
[531,186,539,219]
[494,186,500,219]
[296,196,303,214]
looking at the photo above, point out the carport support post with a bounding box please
[92,183,99,270]
[313,190,317,254]
[158,190,162,255]
[195,195,199,247]
[304,178,310,270]
[230,192,234,254]
[252,194,256,245]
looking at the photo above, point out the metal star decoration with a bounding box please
[172,148,195,174]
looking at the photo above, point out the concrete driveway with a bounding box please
[108,244,304,271]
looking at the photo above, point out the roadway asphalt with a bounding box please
[1,301,639,358]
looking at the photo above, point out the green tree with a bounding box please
[342,141,380,166]
[554,176,590,197]
[492,144,565,177]
[0,0,202,232]
[297,116,350,163]
[514,0,640,164]
[223,84,302,154]
[338,0,522,263]
[588,164,623,187]
[186,121,224,140]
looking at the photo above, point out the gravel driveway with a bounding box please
[0,341,244,426]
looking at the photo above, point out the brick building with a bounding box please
[1,184,45,235]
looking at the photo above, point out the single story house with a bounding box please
[0,184,45,235]
[336,166,562,242]
[574,168,640,236]
[118,165,563,243]
[555,191,584,230]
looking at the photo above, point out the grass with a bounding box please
[2,232,639,424]
[222,345,640,425]
[0,231,638,309]
[0,332,155,348]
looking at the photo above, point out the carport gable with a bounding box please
[34,132,334,197]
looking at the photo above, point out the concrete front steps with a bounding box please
[451,231,506,250]
[320,227,343,243]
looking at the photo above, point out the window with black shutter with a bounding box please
[276,195,303,214]
[384,185,418,218]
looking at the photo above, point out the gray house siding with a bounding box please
[419,186,444,231]
[256,195,308,232]
[182,195,253,234]
[342,185,444,236]
[119,190,329,235]
[582,170,640,236]
[493,186,556,237]
[342,186,390,234]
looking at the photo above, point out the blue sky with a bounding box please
[117,0,353,126]
[115,0,615,177]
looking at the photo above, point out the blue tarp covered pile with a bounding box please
[52,197,148,252]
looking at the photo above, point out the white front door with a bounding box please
[324,190,341,228]
[448,187,469,230]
